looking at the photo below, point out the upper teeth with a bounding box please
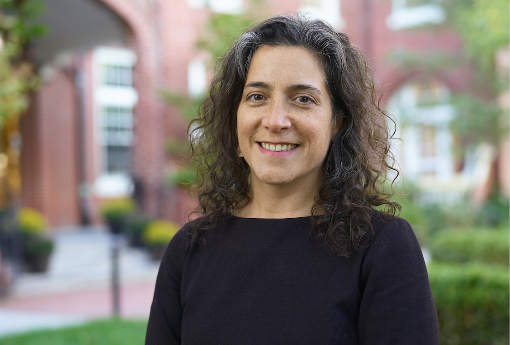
[261,143,297,152]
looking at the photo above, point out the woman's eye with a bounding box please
[248,94,265,101]
[296,96,314,104]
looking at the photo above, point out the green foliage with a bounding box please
[478,194,510,227]
[0,318,148,344]
[425,211,509,344]
[390,183,474,245]
[430,227,509,265]
[165,137,189,156]
[142,220,180,246]
[0,0,48,43]
[16,207,53,257]
[0,0,47,128]
[449,94,504,147]
[159,90,203,121]
[428,262,509,345]
[391,187,429,245]
[443,0,509,73]
[442,0,510,149]
[99,198,135,223]
[167,166,197,189]
[391,183,509,245]
[17,207,47,235]
[197,3,263,65]
[22,234,53,256]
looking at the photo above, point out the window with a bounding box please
[386,0,445,31]
[413,79,449,106]
[102,106,133,174]
[93,47,137,197]
[388,79,454,181]
[420,125,436,158]
[187,59,206,97]
[102,65,132,87]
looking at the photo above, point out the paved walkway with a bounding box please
[0,226,161,337]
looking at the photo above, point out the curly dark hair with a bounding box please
[188,13,400,256]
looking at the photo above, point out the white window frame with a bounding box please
[92,47,137,198]
[386,0,445,31]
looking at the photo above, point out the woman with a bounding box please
[146,14,439,345]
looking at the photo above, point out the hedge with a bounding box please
[427,262,509,345]
[430,227,509,265]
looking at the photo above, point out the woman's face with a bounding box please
[237,45,338,190]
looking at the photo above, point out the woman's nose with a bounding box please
[262,100,291,132]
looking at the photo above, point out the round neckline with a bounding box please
[230,215,312,220]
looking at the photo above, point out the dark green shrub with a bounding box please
[478,196,510,227]
[430,227,509,265]
[23,234,54,257]
[428,262,509,345]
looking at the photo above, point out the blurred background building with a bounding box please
[7,0,509,228]
[0,1,508,342]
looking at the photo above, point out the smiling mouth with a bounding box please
[258,142,298,152]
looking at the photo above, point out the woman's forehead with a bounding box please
[244,45,327,90]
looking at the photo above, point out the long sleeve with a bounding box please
[145,228,189,345]
[358,218,439,345]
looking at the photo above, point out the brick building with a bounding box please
[19,0,507,228]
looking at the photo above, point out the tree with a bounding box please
[443,0,509,147]
[0,0,47,128]
[444,0,509,75]
[0,0,46,209]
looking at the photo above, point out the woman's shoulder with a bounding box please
[168,216,205,247]
[365,209,420,255]
[369,208,413,235]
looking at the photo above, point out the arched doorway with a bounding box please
[21,0,163,227]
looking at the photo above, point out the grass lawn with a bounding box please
[0,318,148,345]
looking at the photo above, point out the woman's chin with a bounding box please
[252,173,294,186]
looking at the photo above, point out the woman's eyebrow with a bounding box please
[245,81,272,89]
[287,84,321,94]
[245,82,321,94]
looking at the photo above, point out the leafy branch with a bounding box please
[0,0,47,128]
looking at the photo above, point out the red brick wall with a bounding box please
[20,70,80,229]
